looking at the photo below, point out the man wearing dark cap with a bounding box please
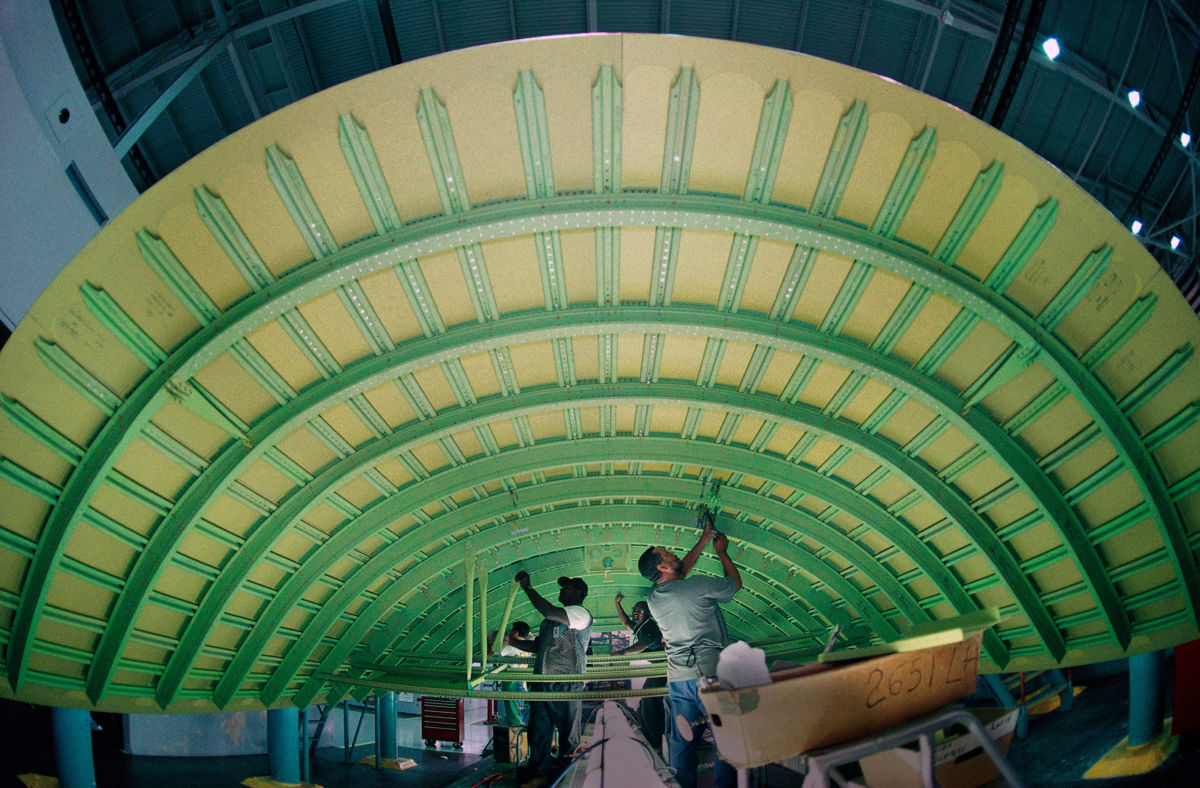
[613,593,666,754]
[511,571,593,788]
[639,521,741,788]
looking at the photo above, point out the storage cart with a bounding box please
[421,696,464,748]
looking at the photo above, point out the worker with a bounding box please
[640,521,741,788]
[613,594,667,754]
[510,572,593,788]
[497,620,531,726]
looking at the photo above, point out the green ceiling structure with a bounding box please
[1,35,1199,714]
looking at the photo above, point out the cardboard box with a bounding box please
[699,632,983,769]
[858,706,1019,788]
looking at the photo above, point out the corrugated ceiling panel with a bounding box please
[1072,0,1135,73]
[361,2,392,68]
[799,0,866,64]
[124,0,187,50]
[856,3,919,81]
[199,59,255,136]
[596,0,658,33]
[736,0,803,51]
[439,0,512,50]
[935,30,989,112]
[1010,72,1079,162]
[390,0,444,61]
[1136,34,1177,108]
[1068,98,1117,173]
[670,0,735,40]
[1115,129,1166,194]
[82,0,140,70]
[301,3,379,87]
[242,33,292,111]
[261,5,318,96]
[120,76,187,176]
[167,73,230,155]
[266,26,314,97]
[513,0,586,37]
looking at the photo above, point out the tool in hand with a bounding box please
[697,479,722,537]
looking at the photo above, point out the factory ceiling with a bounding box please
[47,0,1200,288]
[0,10,1198,715]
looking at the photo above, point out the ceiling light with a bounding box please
[1128,90,1141,108]
[1181,131,1192,148]
[1171,235,1181,250]
[1042,38,1060,60]
[1131,219,1143,235]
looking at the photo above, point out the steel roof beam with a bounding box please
[19,189,1178,697]
[252,478,939,705]
[270,449,1008,704]
[112,32,230,159]
[342,545,814,680]
[289,501,904,707]
[226,430,1027,707]
[416,562,800,652]
[399,504,935,661]
[412,564,785,663]
[75,295,1092,703]
[213,436,928,708]
[135,297,1081,706]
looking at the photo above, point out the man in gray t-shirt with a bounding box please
[641,522,741,788]
[648,574,735,681]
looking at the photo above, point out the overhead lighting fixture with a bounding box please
[1171,235,1181,250]
[1042,38,1061,60]
[1182,131,1192,148]
[1131,219,1143,235]
[1128,90,1141,108]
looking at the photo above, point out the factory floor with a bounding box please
[4,668,1199,786]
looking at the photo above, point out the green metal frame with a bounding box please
[3,49,1195,711]
[12,290,1165,699]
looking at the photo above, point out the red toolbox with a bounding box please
[421,696,464,748]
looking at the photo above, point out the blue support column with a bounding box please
[267,706,301,785]
[1129,651,1165,747]
[379,691,397,761]
[1083,650,1176,777]
[1061,668,1075,712]
[300,705,310,784]
[52,707,96,788]
[373,696,381,769]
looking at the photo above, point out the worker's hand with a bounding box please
[614,592,624,605]
[515,570,531,589]
[700,519,718,545]
[713,532,729,554]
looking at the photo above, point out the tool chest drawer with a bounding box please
[420,696,464,748]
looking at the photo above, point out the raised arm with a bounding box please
[679,522,716,578]
[515,570,569,626]
[613,593,631,630]
[712,532,742,591]
[508,636,539,654]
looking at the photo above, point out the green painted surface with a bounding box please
[1,36,1198,716]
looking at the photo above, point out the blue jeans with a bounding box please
[667,679,736,788]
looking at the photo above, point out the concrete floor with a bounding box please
[997,669,1199,788]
